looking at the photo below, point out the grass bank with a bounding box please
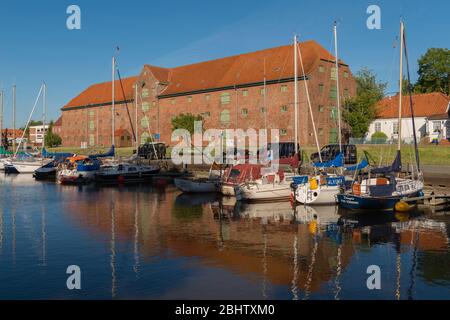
[302,145,450,166]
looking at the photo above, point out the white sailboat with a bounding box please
[234,36,304,202]
[5,83,51,174]
[293,24,345,205]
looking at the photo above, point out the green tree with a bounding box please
[415,48,450,95]
[371,131,388,144]
[171,113,203,135]
[343,68,387,138]
[44,122,62,147]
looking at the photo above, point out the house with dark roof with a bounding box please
[368,92,450,143]
[60,41,356,148]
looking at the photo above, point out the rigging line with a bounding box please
[402,27,421,172]
[297,41,322,161]
[137,91,158,158]
[14,84,44,157]
[116,68,137,143]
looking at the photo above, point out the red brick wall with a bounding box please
[61,60,355,148]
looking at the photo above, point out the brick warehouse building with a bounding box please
[60,40,356,148]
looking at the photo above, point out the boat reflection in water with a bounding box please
[0,175,449,299]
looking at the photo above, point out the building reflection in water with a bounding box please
[58,184,449,300]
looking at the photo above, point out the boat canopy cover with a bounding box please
[0,147,13,155]
[292,176,309,185]
[313,153,344,168]
[224,164,263,184]
[345,159,369,172]
[89,145,115,159]
[67,156,89,163]
[42,147,73,159]
[371,151,402,174]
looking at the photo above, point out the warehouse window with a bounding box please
[142,102,150,112]
[318,128,324,136]
[89,120,95,131]
[329,87,337,100]
[261,107,266,114]
[141,132,150,144]
[329,128,338,143]
[152,101,156,107]
[220,92,231,105]
[187,96,192,103]
[141,116,150,128]
[242,108,248,117]
[242,89,248,97]
[318,65,325,73]
[220,109,231,125]
[142,88,149,98]
[344,88,350,98]
[205,94,210,102]
[260,88,266,96]
[330,107,337,120]
[343,71,349,79]
[319,105,325,112]
[171,99,176,105]
[280,129,288,136]
[331,67,338,80]
[281,85,288,93]
[319,84,324,93]
[281,105,288,113]
[89,134,95,146]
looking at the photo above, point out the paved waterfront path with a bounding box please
[423,165,450,187]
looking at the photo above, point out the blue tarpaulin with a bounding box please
[313,153,344,168]
[345,159,369,172]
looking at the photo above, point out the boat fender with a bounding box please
[395,201,410,212]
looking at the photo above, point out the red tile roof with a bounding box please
[54,116,62,126]
[145,65,170,84]
[376,92,450,119]
[1,129,24,137]
[160,40,339,96]
[62,41,340,109]
[63,76,138,109]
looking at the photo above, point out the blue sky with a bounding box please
[0,0,448,127]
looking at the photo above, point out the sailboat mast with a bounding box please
[112,56,116,147]
[398,21,404,152]
[135,83,138,149]
[12,84,16,152]
[42,82,46,150]
[263,58,267,132]
[294,35,299,154]
[334,23,342,153]
[0,90,3,147]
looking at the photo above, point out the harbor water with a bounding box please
[0,174,449,300]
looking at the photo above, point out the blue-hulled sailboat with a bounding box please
[337,21,424,211]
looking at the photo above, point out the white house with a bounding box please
[367,92,450,144]
[29,125,50,145]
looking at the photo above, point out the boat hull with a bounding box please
[294,184,340,205]
[95,169,160,184]
[5,162,44,174]
[237,184,291,202]
[34,167,57,180]
[337,191,423,211]
[174,178,219,193]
